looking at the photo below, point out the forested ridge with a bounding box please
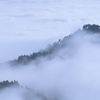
[0,80,49,100]
[9,24,100,66]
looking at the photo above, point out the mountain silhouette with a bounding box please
[0,80,49,100]
[8,24,100,66]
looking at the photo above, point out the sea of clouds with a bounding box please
[0,0,100,100]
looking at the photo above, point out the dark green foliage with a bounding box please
[83,24,100,33]
[9,50,52,66]
[0,80,19,90]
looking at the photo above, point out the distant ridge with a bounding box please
[0,80,49,100]
[8,24,100,66]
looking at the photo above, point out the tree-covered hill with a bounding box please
[9,24,100,66]
[0,80,49,100]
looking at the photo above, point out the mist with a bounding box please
[0,30,100,100]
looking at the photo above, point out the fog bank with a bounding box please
[1,30,100,100]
